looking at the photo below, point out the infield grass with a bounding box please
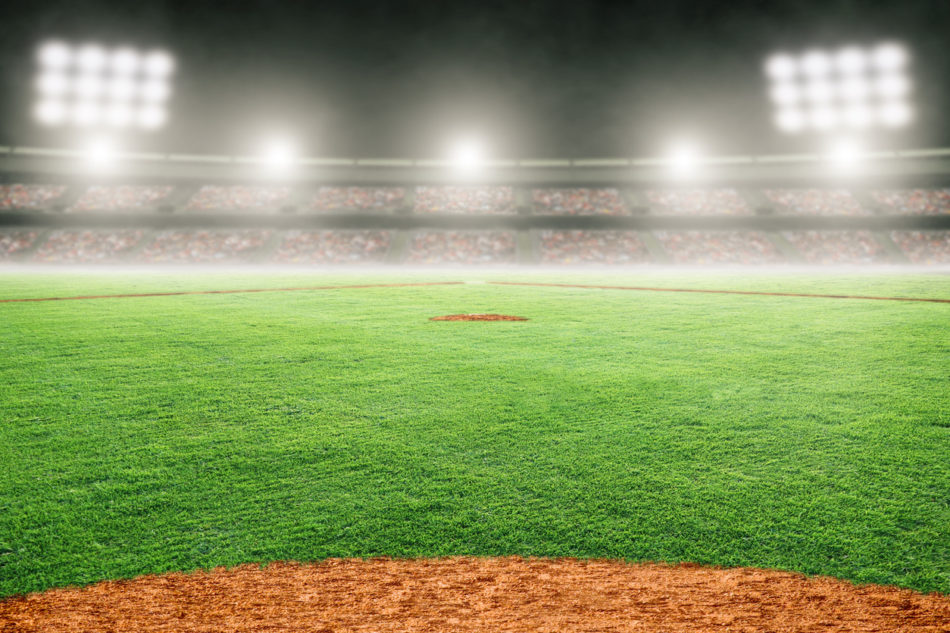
[1,271,948,596]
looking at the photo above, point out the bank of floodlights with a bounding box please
[34,41,175,131]
[765,43,913,134]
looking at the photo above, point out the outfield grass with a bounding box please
[1,271,948,597]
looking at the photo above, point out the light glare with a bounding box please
[73,101,101,126]
[137,105,166,129]
[775,108,806,133]
[111,48,140,75]
[769,82,801,105]
[765,55,797,81]
[873,43,908,72]
[879,101,912,127]
[451,139,485,171]
[835,47,867,75]
[801,51,832,77]
[140,80,170,102]
[36,72,70,97]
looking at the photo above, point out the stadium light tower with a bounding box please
[34,41,175,132]
[668,141,701,176]
[765,42,913,135]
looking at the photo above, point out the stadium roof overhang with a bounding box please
[1,146,950,187]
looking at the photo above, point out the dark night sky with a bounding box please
[0,0,947,158]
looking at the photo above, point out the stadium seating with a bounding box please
[783,231,888,264]
[647,189,753,216]
[656,231,785,264]
[309,187,405,212]
[532,188,627,215]
[414,186,515,214]
[539,230,651,264]
[0,185,67,210]
[890,231,950,264]
[872,189,950,215]
[405,231,516,264]
[32,230,145,263]
[184,186,291,212]
[138,230,272,263]
[764,189,868,216]
[0,230,39,259]
[271,231,391,264]
[67,186,174,212]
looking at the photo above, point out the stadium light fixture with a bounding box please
[764,43,913,135]
[32,41,175,131]
[827,139,862,168]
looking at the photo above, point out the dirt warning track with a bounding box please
[2,557,948,632]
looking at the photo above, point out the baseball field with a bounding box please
[1,270,948,629]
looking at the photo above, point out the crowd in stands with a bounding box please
[890,231,950,264]
[0,185,66,210]
[271,231,390,264]
[405,231,516,264]
[0,231,38,259]
[871,190,950,215]
[532,188,627,215]
[647,189,753,216]
[783,231,887,264]
[414,186,515,214]
[138,230,272,263]
[185,186,291,212]
[540,231,651,264]
[656,231,784,264]
[310,187,405,212]
[32,230,144,263]
[764,189,867,216]
[67,186,174,212]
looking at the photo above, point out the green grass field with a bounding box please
[1,271,948,598]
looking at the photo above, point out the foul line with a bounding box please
[488,281,950,304]
[0,281,465,304]
[1,279,947,305]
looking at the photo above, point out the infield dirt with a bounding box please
[2,557,948,632]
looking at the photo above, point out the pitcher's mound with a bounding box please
[431,314,528,321]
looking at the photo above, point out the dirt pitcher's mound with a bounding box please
[2,557,948,632]
[431,314,528,321]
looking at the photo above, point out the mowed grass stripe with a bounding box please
[0,277,948,598]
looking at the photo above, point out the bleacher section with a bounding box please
[271,231,391,264]
[540,231,651,264]
[405,231,517,264]
[309,187,405,213]
[414,186,515,214]
[647,189,753,216]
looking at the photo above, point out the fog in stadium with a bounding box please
[1,2,949,632]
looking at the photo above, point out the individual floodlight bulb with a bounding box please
[804,80,834,103]
[879,101,912,127]
[36,72,70,97]
[872,43,908,72]
[875,74,911,99]
[105,102,133,127]
[809,105,838,130]
[842,104,873,128]
[74,74,104,99]
[838,77,871,102]
[137,105,166,129]
[111,48,140,75]
[765,54,797,81]
[35,100,67,125]
[38,41,71,70]
[108,76,136,101]
[835,47,868,76]
[140,79,170,102]
[73,101,101,126]
[143,50,174,77]
[76,44,108,73]
[769,82,801,105]
[775,108,806,133]
[801,50,832,77]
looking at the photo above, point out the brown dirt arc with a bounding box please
[430,313,529,321]
[2,557,948,632]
